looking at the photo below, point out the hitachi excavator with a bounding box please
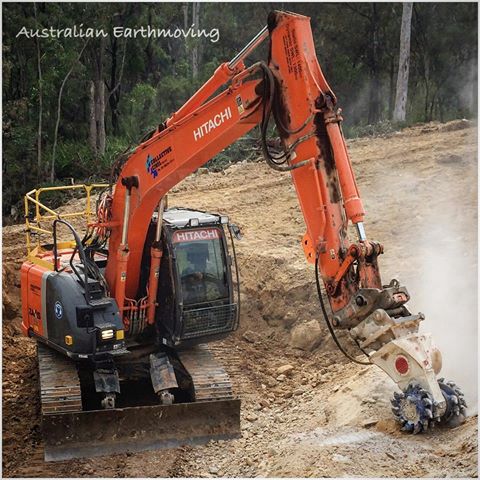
[21,11,466,461]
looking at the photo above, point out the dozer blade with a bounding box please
[43,399,240,461]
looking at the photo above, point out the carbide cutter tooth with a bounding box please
[423,398,433,407]
[422,420,429,431]
[438,378,445,383]
[425,408,433,419]
[453,406,460,416]
[394,392,403,400]
[401,421,414,432]
[413,423,422,434]
[451,396,458,405]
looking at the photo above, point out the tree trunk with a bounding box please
[96,79,106,156]
[34,2,43,181]
[388,55,395,119]
[51,40,89,182]
[192,2,200,79]
[89,81,97,155]
[367,4,381,124]
[90,37,106,159]
[183,2,189,62]
[393,2,413,123]
[108,9,127,136]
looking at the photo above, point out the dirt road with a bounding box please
[2,120,477,477]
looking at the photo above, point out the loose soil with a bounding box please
[2,120,478,477]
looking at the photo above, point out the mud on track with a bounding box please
[2,120,477,477]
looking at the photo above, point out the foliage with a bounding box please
[2,2,478,219]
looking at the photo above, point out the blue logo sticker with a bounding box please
[54,301,63,319]
[146,154,158,179]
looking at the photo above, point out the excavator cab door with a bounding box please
[155,209,240,348]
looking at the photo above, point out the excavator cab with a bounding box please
[153,208,240,348]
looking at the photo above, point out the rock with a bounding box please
[242,330,261,343]
[386,452,396,460]
[209,466,219,475]
[293,387,306,396]
[276,364,294,376]
[290,320,322,351]
[283,310,297,328]
[266,377,277,388]
[332,453,351,463]
[259,398,270,408]
[362,418,378,428]
[276,374,286,382]
[245,412,258,422]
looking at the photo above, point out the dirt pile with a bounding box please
[2,120,477,477]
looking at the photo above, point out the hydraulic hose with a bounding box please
[314,253,371,366]
[258,63,310,172]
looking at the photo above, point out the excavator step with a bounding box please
[36,342,240,461]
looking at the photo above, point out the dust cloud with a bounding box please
[408,210,478,414]
[357,129,478,415]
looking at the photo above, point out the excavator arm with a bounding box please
[98,10,465,433]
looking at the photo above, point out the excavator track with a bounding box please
[178,344,234,402]
[37,343,82,415]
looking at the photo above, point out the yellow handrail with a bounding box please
[24,183,109,256]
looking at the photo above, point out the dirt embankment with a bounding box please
[2,120,478,477]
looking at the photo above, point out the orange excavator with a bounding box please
[21,11,466,461]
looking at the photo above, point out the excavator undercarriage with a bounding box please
[38,343,239,461]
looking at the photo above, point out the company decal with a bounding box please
[193,107,232,141]
[146,145,173,179]
[54,301,63,319]
[173,228,220,243]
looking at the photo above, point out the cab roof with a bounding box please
[161,207,226,228]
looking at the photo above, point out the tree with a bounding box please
[393,2,413,122]
[33,2,43,181]
[51,39,89,182]
[88,37,106,159]
[191,2,201,79]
